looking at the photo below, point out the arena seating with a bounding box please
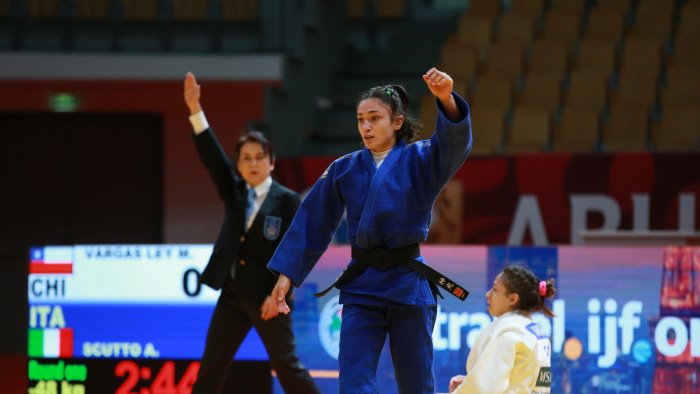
[425,0,700,154]
[3,0,699,154]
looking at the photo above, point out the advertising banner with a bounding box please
[28,245,700,393]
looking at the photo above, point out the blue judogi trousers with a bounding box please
[339,304,438,394]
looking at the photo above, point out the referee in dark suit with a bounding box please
[184,72,319,394]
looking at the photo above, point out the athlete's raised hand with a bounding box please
[423,67,461,122]
[422,67,453,101]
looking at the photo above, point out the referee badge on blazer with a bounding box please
[263,216,282,240]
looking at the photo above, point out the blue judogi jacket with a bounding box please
[268,93,472,306]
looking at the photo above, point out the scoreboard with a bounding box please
[27,245,268,394]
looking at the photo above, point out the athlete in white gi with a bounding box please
[449,265,554,394]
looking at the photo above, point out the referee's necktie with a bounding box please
[233,187,257,279]
[245,187,256,230]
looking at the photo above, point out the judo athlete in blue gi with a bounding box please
[267,67,472,394]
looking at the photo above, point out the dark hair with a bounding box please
[357,84,423,143]
[500,265,556,317]
[235,131,274,164]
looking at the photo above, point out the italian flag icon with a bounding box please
[28,328,73,358]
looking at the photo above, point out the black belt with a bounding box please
[314,244,469,301]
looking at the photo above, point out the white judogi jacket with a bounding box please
[454,312,552,394]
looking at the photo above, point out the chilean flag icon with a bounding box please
[29,247,73,275]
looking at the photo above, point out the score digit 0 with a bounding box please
[182,268,202,297]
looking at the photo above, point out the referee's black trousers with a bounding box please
[191,278,319,394]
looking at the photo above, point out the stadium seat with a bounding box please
[347,0,365,18]
[121,0,158,21]
[575,39,616,78]
[672,34,700,69]
[595,0,632,14]
[628,4,673,45]
[583,8,625,43]
[73,0,111,19]
[509,0,545,19]
[450,77,470,99]
[506,107,551,152]
[565,71,608,112]
[638,0,675,6]
[496,13,535,50]
[603,104,650,151]
[620,37,662,78]
[419,94,438,135]
[661,67,700,108]
[550,0,586,14]
[518,73,563,114]
[553,106,600,152]
[26,0,59,18]
[376,0,406,18]
[470,106,505,155]
[613,71,658,110]
[171,0,208,21]
[455,14,494,62]
[529,40,569,75]
[439,42,478,86]
[471,75,513,114]
[653,108,700,150]
[469,0,502,18]
[679,2,700,36]
[483,43,524,84]
[221,0,258,21]
[541,10,581,48]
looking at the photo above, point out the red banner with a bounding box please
[275,152,700,245]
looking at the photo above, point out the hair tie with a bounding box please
[538,281,547,297]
